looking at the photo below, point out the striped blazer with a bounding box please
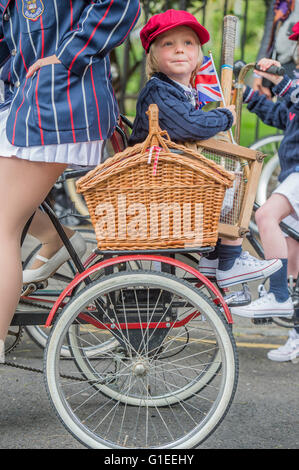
[0,0,140,147]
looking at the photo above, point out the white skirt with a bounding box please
[0,106,103,168]
[273,172,299,236]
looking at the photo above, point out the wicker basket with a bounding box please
[76,104,234,250]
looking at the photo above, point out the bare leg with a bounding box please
[286,237,299,278]
[255,193,293,259]
[0,156,67,341]
[28,210,74,270]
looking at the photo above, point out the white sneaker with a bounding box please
[0,339,5,364]
[23,232,87,284]
[267,329,299,362]
[216,251,282,288]
[198,257,218,277]
[230,292,294,318]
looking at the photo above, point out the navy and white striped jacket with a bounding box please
[0,0,140,147]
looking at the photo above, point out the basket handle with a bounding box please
[140,104,171,155]
[147,103,160,137]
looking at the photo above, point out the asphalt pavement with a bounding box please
[1,320,298,450]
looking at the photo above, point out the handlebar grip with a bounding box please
[254,63,285,76]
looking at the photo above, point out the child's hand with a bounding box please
[254,58,284,86]
[26,55,61,78]
[252,76,272,100]
[225,104,236,126]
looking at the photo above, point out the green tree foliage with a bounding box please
[141,0,207,15]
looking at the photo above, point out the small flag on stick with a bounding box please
[195,52,236,144]
[195,55,222,107]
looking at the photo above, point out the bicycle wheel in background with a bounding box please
[249,134,282,234]
[45,270,238,449]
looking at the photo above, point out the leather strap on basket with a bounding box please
[140,104,171,155]
[148,145,162,175]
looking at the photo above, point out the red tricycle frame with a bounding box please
[45,253,233,327]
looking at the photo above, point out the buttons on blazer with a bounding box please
[15,80,20,88]
[11,49,17,56]
[3,13,10,21]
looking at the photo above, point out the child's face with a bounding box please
[154,26,200,86]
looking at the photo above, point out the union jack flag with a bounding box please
[195,56,222,107]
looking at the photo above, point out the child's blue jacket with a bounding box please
[0,0,140,147]
[129,72,234,145]
[243,76,299,183]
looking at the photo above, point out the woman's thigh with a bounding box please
[0,156,67,234]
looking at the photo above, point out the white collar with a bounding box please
[172,79,193,92]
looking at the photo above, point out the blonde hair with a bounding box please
[146,41,204,85]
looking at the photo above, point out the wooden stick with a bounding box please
[220,15,238,109]
[220,15,250,180]
[209,51,235,145]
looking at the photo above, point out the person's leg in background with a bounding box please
[22,208,86,282]
[199,235,282,288]
[27,209,74,269]
[230,191,295,320]
[267,226,299,362]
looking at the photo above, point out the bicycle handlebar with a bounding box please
[254,63,285,76]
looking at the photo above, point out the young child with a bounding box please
[230,23,299,349]
[130,9,281,289]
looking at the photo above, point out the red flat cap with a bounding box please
[289,21,299,41]
[140,9,210,53]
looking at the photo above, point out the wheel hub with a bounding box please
[132,360,149,377]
